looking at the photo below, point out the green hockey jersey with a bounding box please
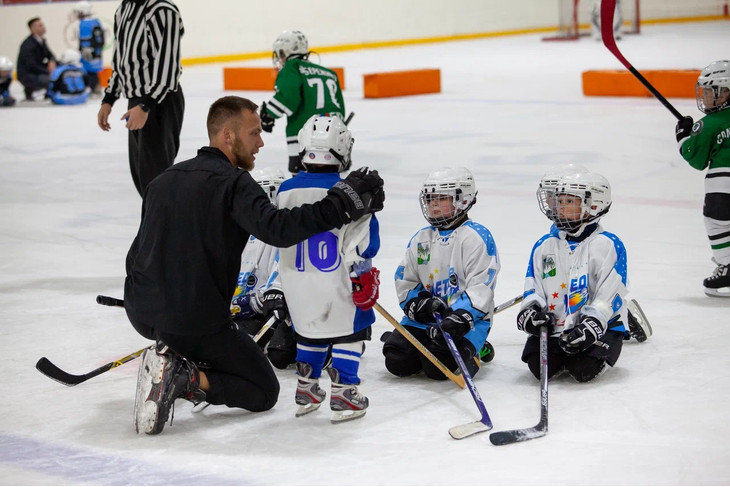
[265,58,345,145]
[679,108,730,171]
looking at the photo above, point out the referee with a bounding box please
[97,0,185,197]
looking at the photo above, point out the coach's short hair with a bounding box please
[206,96,258,139]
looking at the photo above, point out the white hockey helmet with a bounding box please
[298,114,353,172]
[538,164,590,219]
[419,167,477,229]
[0,56,13,72]
[74,1,92,17]
[538,169,612,235]
[61,49,82,66]
[272,30,309,70]
[696,60,730,114]
[251,166,286,204]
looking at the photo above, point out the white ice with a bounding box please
[1,21,729,486]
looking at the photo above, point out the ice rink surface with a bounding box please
[1,21,730,486]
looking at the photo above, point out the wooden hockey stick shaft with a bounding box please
[374,302,466,388]
[600,0,684,121]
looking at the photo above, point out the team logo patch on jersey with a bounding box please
[542,255,556,279]
[692,120,703,134]
[417,242,431,265]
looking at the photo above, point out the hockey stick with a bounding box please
[344,112,355,126]
[489,325,549,445]
[36,348,147,387]
[495,294,523,314]
[374,302,466,389]
[97,294,124,307]
[435,314,493,440]
[600,0,683,121]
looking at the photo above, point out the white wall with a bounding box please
[0,0,727,66]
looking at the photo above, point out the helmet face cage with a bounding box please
[696,60,730,114]
[298,115,353,172]
[538,164,589,220]
[251,168,286,204]
[537,171,611,235]
[419,167,476,229]
[272,30,309,70]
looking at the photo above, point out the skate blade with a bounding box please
[448,420,492,440]
[330,409,366,423]
[627,299,653,342]
[134,348,161,434]
[295,402,322,417]
[705,287,730,298]
[191,402,210,413]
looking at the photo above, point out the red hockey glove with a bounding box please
[351,267,380,311]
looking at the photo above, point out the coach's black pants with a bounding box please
[127,87,184,197]
[131,318,279,412]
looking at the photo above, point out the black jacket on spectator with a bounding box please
[16,35,55,85]
[125,147,346,336]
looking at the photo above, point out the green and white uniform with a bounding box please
[678,108,730,264]
[265,58,345,162]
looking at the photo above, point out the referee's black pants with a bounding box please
[127,87,184,197]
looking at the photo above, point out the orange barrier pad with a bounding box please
[363,69,441,98]
[223,67,345,91]
[98,67,113,88]
[582,70,700,98]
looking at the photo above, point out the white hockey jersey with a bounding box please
[276,172,379,340]
[231,235,280,308]
[395,220,500,351]
[522,224,629,337]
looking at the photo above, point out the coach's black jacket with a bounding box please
[124,146,344,336]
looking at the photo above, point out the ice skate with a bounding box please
[134,343,202,435]
[703,260,730,298]
[295,362,326,417]
[328,367,368,423]
[626,299,653,342]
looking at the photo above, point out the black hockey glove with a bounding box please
[405,292,447,324]
[260,102,275,133]
[516,304,555,336]
[559,315,606,354]
[260,289,288,322]
[437,308,474,342]
[327,167,385,223]
[675,115,694,142]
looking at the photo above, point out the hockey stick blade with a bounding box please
[449,420,493,440]
[489,424,547,445]
[600,0,683,121]
[96,295,124,307]
[36,357,88,386]
[36,348,146,387]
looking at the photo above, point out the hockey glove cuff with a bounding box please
[675,115,693,143]
[439,309,474,342]
[260,102,275,133]
[261,289,288,322]
[517,304,555,336]
[351,267,380,311]
[558,315,605,354]
[405,292,447,324]
[327,167,385,223]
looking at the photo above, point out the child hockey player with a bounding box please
[675,60,730,297]
[0,56,16,107]
[73,0,105,94]
[516,167,627,382]
[47,49,89,105]
[259,30,346,174]
[277,114,379,422]
[230,166,297,369]
[382,167,500,381]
